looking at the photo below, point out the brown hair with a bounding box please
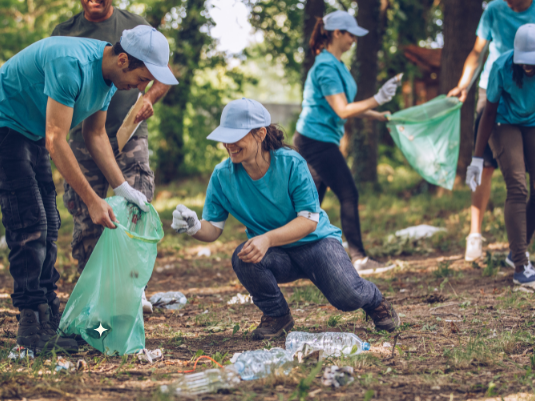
[309,17,347,56]
[512,63,525,89]
[251,124,295,152]
[112,42,145,71]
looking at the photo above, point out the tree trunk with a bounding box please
[439,0,483,183]
[347,0,387,184]
[301,0,325,86]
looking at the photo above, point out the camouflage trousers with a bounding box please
[63,135,155,272]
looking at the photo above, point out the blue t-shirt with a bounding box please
[486,50,535,127]
[202,147,342,248]
[0,37,117,141]
[476,0,535,90]
[296,50,357,145]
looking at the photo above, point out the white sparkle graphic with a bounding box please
[94,323,108,337]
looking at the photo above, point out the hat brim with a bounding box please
[207,126,252,143]
[145,63,179,85]
[348,26,369,37]
[514,51,535,65]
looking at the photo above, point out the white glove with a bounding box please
[113,181,149,212]
[466,157,484,192]
[171,204,201,236]
[374,75,400,105]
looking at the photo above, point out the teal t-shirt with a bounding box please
[486,50,535,127]
[202,147,342,248]
[0,37,117,141]
[296,49,357,145]
[476,0,535,90]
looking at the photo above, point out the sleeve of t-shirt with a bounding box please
[43,57,82,108]
[476,4,493,40]
[288,158,321,214]
[486,60,503,103]
[202,170,230,223]
[100,86,118,111]
[315,63,345,97]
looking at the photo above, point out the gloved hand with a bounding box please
[374,75,400,105]
[113,181,149,212]
[466,157,484,192]
[171,204,201,236]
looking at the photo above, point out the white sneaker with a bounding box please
[142,291,153,314]
[465,233,484,261]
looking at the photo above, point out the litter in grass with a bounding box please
[395,225,446,240]
[286,332,370,359]
[8,345,34,360]
[55,357,75,372]
[514,286,535,293]
[321,365,354,387]
[383,342,392,348]
[227,293,252,305]
[137,348,163,363]
[150,291,187,310]
[76,359,88,371]
[197,247,211,257]
[163,365,240,396]
[234,348,294,380]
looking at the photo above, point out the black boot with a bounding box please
[17,304,78,354]
[49,298,62,332]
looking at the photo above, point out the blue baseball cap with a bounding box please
[207,98,271,143]
[120,25,178,85]
[323,10,368,37]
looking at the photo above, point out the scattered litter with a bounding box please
[0,236,6,250]
[150,291,187,310]
[514,286,535,293]
[201,309,209,314]
[431,385,441,390]
[137,348,163,363]
[164,365,240,396]
[8,345,34,360]
[155,267,164,273]
[286,332,370,359]
[227,293,252,305]
[55,356,75,372]
[444,320,462,322]
[234,348,293,380]
[383,342,392,348]
[399,289,407,293]
[395,225,446,240]
[76,360,88,371]
[229,352,242,364]
[197,247,211,257]
[321,366,354,387]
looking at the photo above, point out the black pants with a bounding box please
[293,132,365,259]
[0,128,60,310]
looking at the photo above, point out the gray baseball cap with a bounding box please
[514,23,535,65]
[323,10,368,37]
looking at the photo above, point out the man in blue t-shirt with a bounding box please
[448,0,535,263]
[0,26,177,353]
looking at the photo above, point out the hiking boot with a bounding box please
[367,298,400,332]
[17,304,78,354]
[353,257,395,275]
[49,297,62,332]
[465,233,484,261]
[251,313,295,341]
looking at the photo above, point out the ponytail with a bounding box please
[251,124,295,152]
[309,17,334,57]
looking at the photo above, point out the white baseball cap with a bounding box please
[514,23,535,65]
[120,25,178,85]
[207,98,271,143]
[323,10,368,37]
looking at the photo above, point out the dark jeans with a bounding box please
[293,132,365,259]
[0,128,60,310]
[232,238,382,317]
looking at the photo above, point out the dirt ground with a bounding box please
[1,235,535,400]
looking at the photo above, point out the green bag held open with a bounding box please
[59,196,164,355]
[386,95,462,190]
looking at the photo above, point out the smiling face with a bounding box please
[224,130,266,165]
[110,53,155,91]
[81,0,113,22]
[522,64,535,76]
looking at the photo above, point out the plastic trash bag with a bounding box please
[386,95,462,190]
[59,196,164,355]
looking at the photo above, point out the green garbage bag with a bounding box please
[386,95,462,190]
[59,196,164,355]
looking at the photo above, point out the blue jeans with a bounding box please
[232,238,382,317]
[0,128,60,310]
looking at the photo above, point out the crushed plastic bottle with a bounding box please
[234,347,294,381]
[285,332,370,359]
[162,366,240,396]
[149,291,187,310]
[8,345,34,360]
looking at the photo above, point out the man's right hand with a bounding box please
[447,86,468,103]
[88,198,117,229]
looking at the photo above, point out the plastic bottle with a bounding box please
[162,366,240,396]
[234,347,294,381]
[285,332,370,358]
[149,291,187,310]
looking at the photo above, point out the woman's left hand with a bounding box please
[237,235,272,263]
[375,110,391,121]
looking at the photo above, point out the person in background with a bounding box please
[467,24,535,287]
[448,0,535,263]
[52,0,171,313]
[294,10,400,272]
[171,98,400,340]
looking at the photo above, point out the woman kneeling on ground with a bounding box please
[467,24,535,287]
[171,98,400,340]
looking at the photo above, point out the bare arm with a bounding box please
[474,100,498,158]
[448,37,488,102]
[192,220,223,242]
[45,98,116,228]
[357,109,390,121]
[82,111,125,189]
[134,78,172,123]
[325,92,380,119]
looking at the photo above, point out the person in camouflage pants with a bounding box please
[63,136,154,272]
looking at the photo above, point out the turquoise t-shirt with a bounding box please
[296,49,357,146]
[486,50,535,127]
[476,0,535,90]
[0,37,117,141]
[202,147,342,248]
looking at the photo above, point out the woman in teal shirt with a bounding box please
[468,24,535,287]
[172,98,399,340]
[294,11,399,272]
